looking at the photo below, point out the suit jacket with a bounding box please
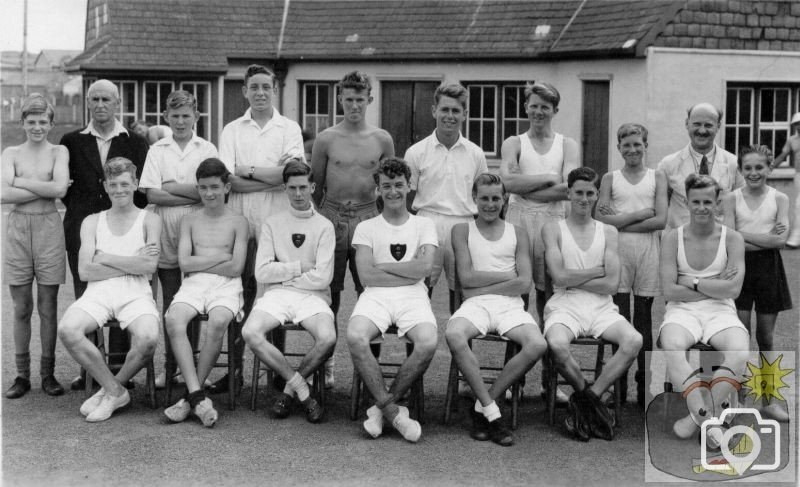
[60,128,149,251]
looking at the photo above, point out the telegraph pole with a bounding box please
[22,0,29,96]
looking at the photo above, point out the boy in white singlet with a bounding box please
[542,167,642,442]
[162,158,248,427]
[346,157,438,443]
[772,112,800,248]
[58,158,162,422]
[447,174,546,446]
[659,173,748,446]
[596,123,667,408]
[723,145,791,421]
[242,160,336,423]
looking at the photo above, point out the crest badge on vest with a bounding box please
[292,233,306,248]
[390,243,406,261]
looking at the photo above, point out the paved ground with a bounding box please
[1,230,798,485]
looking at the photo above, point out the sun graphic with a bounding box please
[742,353,793,403]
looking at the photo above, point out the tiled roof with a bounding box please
[654,0,800,51]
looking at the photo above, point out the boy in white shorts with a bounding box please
[446,173,546,446]
[162,159,248,427]
[596,123,668,407]
[241,160,335,423]
[58,158,162,422]
[660,173,749,446]
[542,167,642,441]
[346,157,438,443]
[138,90,220,388]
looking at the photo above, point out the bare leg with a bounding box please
[347,317,391,408]
[37,284,60,377]
[545,324,586,390]
[592,320,643,396]
[9,284,33,379]
[194,307,234,391]
[296,313,337,378]
[445,318,490,406]
[58,309,125,396]
[386,322,437,403]
[165,304,201,390]
[241,310,294,380]
[113,316,158,385]
[488,324,547,400]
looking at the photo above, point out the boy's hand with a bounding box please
[277,154,294,166]
[712,265,738,281]
[137,243,160,257]
[597,203,615,216]
[300,260,314,273]
[771,223,787,235]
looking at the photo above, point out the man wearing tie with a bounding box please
[658,103,744,228]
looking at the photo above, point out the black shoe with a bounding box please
[566,392,591,442]
[6,377,31,399]
[585,390,615,441]
[41,375,65,396]
[70,375,85,391]
[206,370,243,394]
[270,392,293,419]
[469,409,489,441]
[303,397,324,423]
[487,419,514,446]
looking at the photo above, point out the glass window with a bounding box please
[466,85,497,154]
[179,81,212,139]
[144,81,174,127]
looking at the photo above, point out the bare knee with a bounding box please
[411,331,438,358]
[241,320,266,347]
[315,325,337,351]
[205,317,229,341]
[520,336,548,362]
[57,320,84,347]
[547,337,571,363]
[346,329,372,355]
[131,328,158,358]
[620,331,643,357]
[444,326,469,352]
[13,298,34,321]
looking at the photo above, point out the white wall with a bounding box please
[282,58,648,171]
[645,47,800,175]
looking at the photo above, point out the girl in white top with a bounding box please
[596,123,667,407]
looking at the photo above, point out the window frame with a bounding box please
[179,81,212,140]
[299,81,344,136]
[462,81,530,158]
[143,81,175,127]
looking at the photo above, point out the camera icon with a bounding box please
[700,408,780,473]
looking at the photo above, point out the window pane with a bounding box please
[196,117,207,139]
[482,121,495,151]
[724,128,736,153]
[469,87,480,114]
[738,128,750,148]
[518,120,529,134]
[318,85,329,114]
[160,84,171,112]
[759,129,773,149]
[775,89,789,121]
[774,129,788,154]
[725,90,736,124]
[196,85,208,112]
[122,115,135,128]
[504,121,516,140]
[739,90,751,124]
[468,120,481,146]
[145,84,158,114]
[482,88,495,117]
[504,88,517,119]
[760,89,774,122]
[306,85,316,114]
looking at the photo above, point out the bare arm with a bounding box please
[542,221,605,288]
[375,244,436,280]
[233,163,285,186]
[93,214,161,276]
[355,244,418,287]
[573,225,621,295]
[660,229,705,302]
[77,215,128,281]
[525,137,581,202]
[675,230,745,300]
[499,136,561,195]
[1,148,38,204]
[177,216,231,273]
[452,223,516,288]
[773,138,792,166]
[595,172,653,228]
[161,181,200,201]
[202,217,249,277]
[737,192,790,250]
[462,226,532,299]
[11,145,69,199]
[311,134,329,207]
[145,188,197,206]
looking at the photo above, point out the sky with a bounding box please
[1,0,87,52]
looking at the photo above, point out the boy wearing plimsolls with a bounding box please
[162,158,248,427]
[242,160,336,423]
[346,157,438,443]
[446,173,546,446]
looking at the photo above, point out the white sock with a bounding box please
[283,383,294,396]
[287,372,310,402]
[474,400,483,413]
[482,401,501,422]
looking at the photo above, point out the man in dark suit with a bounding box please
[60,79,149,389]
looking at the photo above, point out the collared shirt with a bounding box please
[139,133,220,190]
[658,143,745,228]
[218,107,305,175]
[405,131,488,216]
[687,145,716,174]
[80,119,128,164]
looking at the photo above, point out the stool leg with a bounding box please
[442,357,459,424]
[349,370,361,420]
[163,325,175,406]
[227,320,236,411]
[147,358,157,408]
[614,377,622,425]
[250,354,260,411]
[506,342,521,430]
[547,352,557,426]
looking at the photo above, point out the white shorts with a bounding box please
[416,210,473,290]
[69,276,159,330]
[449,295,534,337]
[351,286,437,338]
[169,272,244,320]
[253,288,334,325]
[505,205,565,292]
[544,289,625,339]
[617,231,661,296]
[659,299,747,346]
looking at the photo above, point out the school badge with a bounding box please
[390,243,406,261]
[292,233,306,248]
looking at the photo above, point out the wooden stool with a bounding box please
[349,324,425,422]
[442,333,523,429]
[250,323,325,411]
[164,313,240,410]
[545,337,622,426]
[85,319,157,408]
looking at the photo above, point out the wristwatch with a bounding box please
[693,277,699,292]
[248,166,256,179]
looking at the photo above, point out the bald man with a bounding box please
[60,79,149,389]
[658,103,744,228]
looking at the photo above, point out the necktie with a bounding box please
[699,155,709,175]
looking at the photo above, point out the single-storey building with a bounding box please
[66,0,800,181]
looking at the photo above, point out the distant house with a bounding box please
[66,0,800,180]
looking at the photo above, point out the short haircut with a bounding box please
[616,123,648,143]
[165,90,197,112]
[684,173,721,198]
[373,157,411,184]
[738,144,774,167]
[282,159,312,183]
[338,70,372,94]
[524,81,561,108]
[567,167,598,188]
[686,103,723,124]
[196,158,230,183]
[472,173,506,197]
[244,64,275,85]
[87,79,119,99]
[20,93,55,123]
[104,157,137,181]
[434,83,468,110]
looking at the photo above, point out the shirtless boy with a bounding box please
[1,94,69,398]
[774,112,800,247]
[162,158,248,427]
[311,71,395,385]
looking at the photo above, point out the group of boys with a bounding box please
[3,68,792,446]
